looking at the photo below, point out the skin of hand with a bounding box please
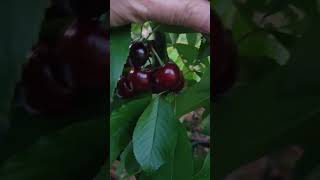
[110,0,210,34]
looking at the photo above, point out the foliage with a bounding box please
[110,22,210,179]
[0,1,210,179]
[0,1,107,179]
[213,0,320,179]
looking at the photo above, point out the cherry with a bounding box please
[173,71,185,92]
[20,43,74,114]
[127,68,152,92]
[116,76,135,98]
[129,42,149,68]
[19,19,109,114]
[212,11,237,96]
[56,19,108,97]
[153,62,184,92]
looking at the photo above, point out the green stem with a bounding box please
[151,47,164,66]
[145,25,160,40]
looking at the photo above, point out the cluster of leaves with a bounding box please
[110,23,210,179]
[213,0,320,179]
[0,1,107,180]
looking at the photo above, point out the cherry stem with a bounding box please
[151,46,164,66]
[146,25,160,40]
[137,24,160,42]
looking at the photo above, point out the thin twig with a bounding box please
[151,46,164,66]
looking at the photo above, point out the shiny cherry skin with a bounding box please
[127,68,152,92]
[129,42,149,68]
[116,76,135,98]
[153,62,184,92]
[56,19,108,97]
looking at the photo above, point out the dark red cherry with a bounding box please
[56,19,108,96]
[173,71,185,92]
[116,76,135,98]
[129,42,149,68]
[127,68,152,92]
[21,44,74,114]
[153,62,184,92]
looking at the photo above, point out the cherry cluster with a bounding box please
[17,1,108,115]
[116,42,185,98]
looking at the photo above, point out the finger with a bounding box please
[183,0,210,34]
[142,0,210,34]
[110,0,148,27]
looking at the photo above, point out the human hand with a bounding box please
[110,0,210,34]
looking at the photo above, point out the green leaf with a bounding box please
[186,33,199,47]
[150,123,193,180]
[131,23,143,40]
[174,44,199,65]
[194,154,210,180]
[213,0,237,28]
[156,24,196,33]
[0,108,102,163]
[193,155,208,176]
[175,67,210,118]
[231,5,256,42]
[197,38,210,61]
[133,96,178,172]
[238,32,290,65]
[0,118,106,180]
[110,25,131,102]
[0,0,47,141]
[110,96,151,165]
[213,18,320,179]
[166,33,178,45]
[116,142,140,178]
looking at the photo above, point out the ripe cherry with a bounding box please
[127,68,152,92]
[129,42,149,68]
[173,71,185,92]
[56,19,108,97]
[153,62,184,92]
[117,76,135,98]
[20,43,74,114]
